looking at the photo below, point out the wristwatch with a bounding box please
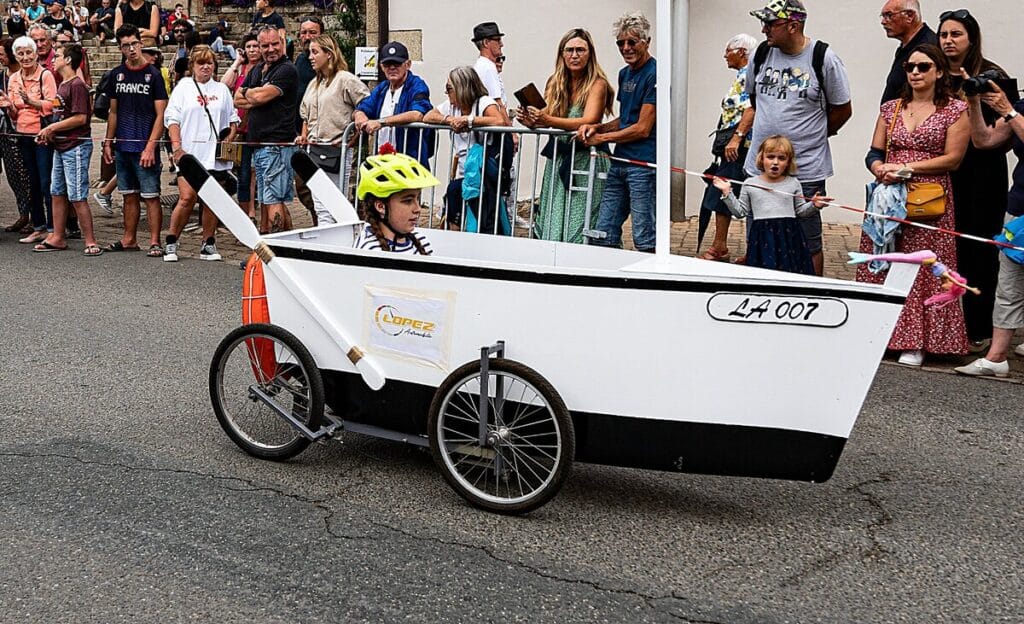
[1004,110,1020,123]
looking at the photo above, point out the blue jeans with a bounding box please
[253,145,297,204]
[237,144,255,203]
[51,142,93,202]
[19,135,53,231]
[591,163,657,250]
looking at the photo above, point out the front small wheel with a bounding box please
[209,323,324,461]
[428,358,574,514]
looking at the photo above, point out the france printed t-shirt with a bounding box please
[105,63,168,153]
[614,57,657,164]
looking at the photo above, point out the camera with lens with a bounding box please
[963,70,1003,97]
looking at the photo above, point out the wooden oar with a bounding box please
[179,155,385,390]
[291,149,359,223]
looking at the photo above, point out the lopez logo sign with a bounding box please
[364,286,455,370]
[374,305,437,338]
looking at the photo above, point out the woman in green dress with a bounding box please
[517,28,614,243]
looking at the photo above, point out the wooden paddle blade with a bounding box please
[180,154,261,249]
[290,149,359,223]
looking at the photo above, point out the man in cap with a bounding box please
[727,0,852,275]
[41,0,75,39]
[353,41,433,168]
[879,0,936,103]
[471,21,512,128]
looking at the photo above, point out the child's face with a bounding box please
[761,150,790,178]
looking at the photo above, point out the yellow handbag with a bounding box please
[905,181,946,221]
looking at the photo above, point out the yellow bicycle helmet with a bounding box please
[356,153,440,200]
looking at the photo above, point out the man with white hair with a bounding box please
[879,0,937,102]
[578,11,658,252]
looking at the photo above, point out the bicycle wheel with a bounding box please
[428,358,574,514]
[209,323,324,461]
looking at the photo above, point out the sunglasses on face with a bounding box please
[381,61,401,69]
[444,84,452,93]
[495,55,505,63]
[903,61,934,73]
[616,38,641,48]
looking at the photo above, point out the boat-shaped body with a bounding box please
[255,220,915,483]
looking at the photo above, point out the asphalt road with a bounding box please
[1,240,1022,624]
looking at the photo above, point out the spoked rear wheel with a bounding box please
[209,323,324,461]
[428,358,574,514]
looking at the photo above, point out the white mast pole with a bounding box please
[655,0,686,259]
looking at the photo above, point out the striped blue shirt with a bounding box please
[354,224,432,255]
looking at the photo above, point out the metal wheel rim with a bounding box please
[436,370,563,506]
[214,332,315,451]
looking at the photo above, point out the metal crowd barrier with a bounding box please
[336,122,605,243]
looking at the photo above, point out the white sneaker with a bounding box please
[163,241,179,262]
[1015,344,1024,357]
[897,350,924,367]
[954,358,1010,378]
[93,192,114,215]
[200,241,221,261]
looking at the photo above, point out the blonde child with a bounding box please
[712,135,831,275]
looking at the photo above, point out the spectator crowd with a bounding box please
[0,0,1022,375]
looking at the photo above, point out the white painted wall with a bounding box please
[390,0,1023,223]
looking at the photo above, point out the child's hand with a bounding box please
[811,193,833,209]
[712,176,732,195]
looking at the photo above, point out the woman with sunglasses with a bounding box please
[859,44,970,367]
[516,28,614,244]
[937,8,1010,353]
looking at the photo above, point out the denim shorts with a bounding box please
[253,145,297,205]
[798,180,826,254]
[51,142,93,202]
[115,149,162,199]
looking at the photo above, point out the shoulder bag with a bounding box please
[306,81,342,173]
[888,99,946,222]
[195,77,241,165]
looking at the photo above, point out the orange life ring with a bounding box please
[241,253,277,382]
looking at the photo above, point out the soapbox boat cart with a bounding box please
[182,152,917,515]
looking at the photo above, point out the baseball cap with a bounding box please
[750,0,807,22]
[379,41,409,64]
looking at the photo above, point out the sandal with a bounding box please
[104,241,141,252]
[146,244,164,257]
[83,245,104,257]
[701,247,730,262]
[33,241,68,252]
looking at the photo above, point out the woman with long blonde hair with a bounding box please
[517,27,614,243]
[297,33,369,220]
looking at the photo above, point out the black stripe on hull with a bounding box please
[323,372,846,483]
[269,244,905,305]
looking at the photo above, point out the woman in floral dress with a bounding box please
[516,28,614,244]
[859,44,970,367]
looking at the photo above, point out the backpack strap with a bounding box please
[812,40,830,109]
[749,40,771,108]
